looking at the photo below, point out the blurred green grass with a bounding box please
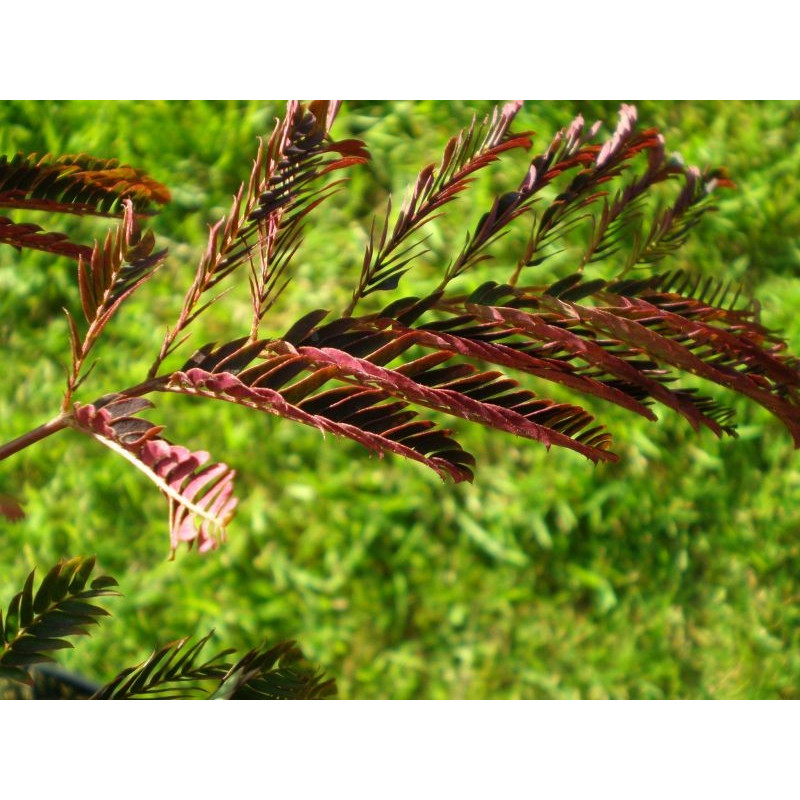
[1,100,799,698]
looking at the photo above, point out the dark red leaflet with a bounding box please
[294,346,617,463]
[548,297,800,445]
[165,369,473,482]
[466,301,729,437]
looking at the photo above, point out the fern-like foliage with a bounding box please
[63,201,168,405]
[149,99,369,371]
[2,100,799,555]
[0,557,335,698]
[0,152,169,217]
[90,631,234,699]
[0,215,92,260]
[347,101,530,304]
[0,152,169,263]
[210,638,336,700]
[0,556,119,685]
[70,396,237,552]
[93,633,335,699]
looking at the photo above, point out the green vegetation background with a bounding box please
[1,100,799,699]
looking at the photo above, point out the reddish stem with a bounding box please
[0,375,169,464]
[0,416,70,463]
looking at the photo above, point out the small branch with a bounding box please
[0,416,69,463]
[1,373,168,465]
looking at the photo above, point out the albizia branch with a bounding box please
[3,100,799,557]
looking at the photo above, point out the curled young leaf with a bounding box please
[71,398,237,555]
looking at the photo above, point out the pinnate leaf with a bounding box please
[0,557,119,685]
